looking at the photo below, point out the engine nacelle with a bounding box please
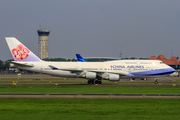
[109,74,120,81]
[85,72,96,79]
[9,63,17,68]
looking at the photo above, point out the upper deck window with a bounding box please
[160,62,164,64]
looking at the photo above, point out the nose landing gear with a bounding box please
[154,78,159,84]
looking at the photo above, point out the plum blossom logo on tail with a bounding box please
[12,44,30,60]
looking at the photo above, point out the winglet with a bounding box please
[76,54,86,62]
[5,37,42,61]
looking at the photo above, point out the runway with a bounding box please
[0,76,179,99]
[0,83,179,87]
[0,93,180,99]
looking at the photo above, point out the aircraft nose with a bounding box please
[169,67,175,73]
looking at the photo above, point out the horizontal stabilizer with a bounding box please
[8,61,34,67]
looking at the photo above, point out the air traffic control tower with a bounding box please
[37,29,50,59]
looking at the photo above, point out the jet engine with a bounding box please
[85,72,97,79]
[108,74,120,81]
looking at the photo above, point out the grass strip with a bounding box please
[0,98,179,120]
[0,86,180,94]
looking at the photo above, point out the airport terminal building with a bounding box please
[149,55,180,69]
[149,55,180,76]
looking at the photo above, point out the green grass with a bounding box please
[0,86,180,94]
[0,98,179,120]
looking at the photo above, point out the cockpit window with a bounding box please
[160,62,164,64]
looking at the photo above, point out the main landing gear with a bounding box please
[87,79,94,84]
[95,80,102,84]
[87,79,102,84]
[154,78,159,84]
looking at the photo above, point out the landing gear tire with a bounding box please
[154,80,158,84]
[154,78,159,84]
[95,80,102,84]
[87,80,94,84]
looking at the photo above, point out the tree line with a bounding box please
[0,59,13,71]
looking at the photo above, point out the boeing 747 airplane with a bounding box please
[6,37,175,84]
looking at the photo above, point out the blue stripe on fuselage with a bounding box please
[128,68,175,76]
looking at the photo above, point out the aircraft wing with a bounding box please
[49,65,85,72]
[49,65,127,76]
[61,69,127,76]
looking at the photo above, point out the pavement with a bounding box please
[0,93,179,99]
[0,75,179,99]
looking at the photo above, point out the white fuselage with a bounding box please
[13,60,175,79]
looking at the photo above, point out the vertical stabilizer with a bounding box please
[76,54,86,62]
[5,37,42,61]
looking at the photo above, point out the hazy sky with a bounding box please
[1,0,180,61]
